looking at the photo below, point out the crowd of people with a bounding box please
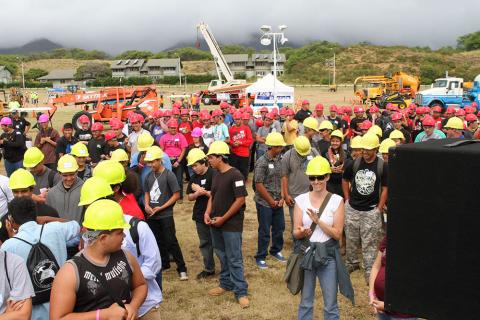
[0,97,476,320]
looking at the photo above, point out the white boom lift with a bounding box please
[196,22,246,91]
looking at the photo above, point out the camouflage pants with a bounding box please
[344,202,382,282]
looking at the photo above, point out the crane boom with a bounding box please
[197,22,235,83]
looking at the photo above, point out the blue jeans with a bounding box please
[289,205,302,253]
[211,228,248,299]
[195,221,215,272]
[4,160,23,177]
[298,257,339,320]
[377,314,417,320]
[255,203,285,260]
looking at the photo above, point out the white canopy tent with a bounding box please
[246,73,294,105]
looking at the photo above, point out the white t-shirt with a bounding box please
[295,192,343,243]
[202,126,215,147]
[0,175,13,219]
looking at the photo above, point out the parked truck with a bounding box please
[414,74,480,110]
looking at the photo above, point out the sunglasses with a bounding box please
[309,175,327,182]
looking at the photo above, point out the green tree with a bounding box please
[457,31,480,51]
[75,63,111,80]
[115,50,154,60]
[220,45,255,55]
[24,68,48,80]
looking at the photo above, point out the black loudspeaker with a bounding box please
[386,139,480,320]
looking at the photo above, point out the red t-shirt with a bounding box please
[374,236,415,318]
[229,125,253,157]
[119,193,145,220]
[192,120,203,129]
[178,121,193,145]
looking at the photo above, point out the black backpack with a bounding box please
[13,224,60,305]
[129,217,142,256]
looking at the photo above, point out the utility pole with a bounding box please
[333,52,336,86]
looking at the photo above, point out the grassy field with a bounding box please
[22,87,375,320]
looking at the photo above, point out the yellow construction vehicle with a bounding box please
[354,72,420,108]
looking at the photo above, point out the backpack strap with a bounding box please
[4,252,11,290]
[352,157,362,177]
[129,218,141,257]
[48,170,56,188]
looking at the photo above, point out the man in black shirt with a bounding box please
[294,100,312,122]
[55,123,78,158]
[317,120,333,157]
[205,141,249,308]
[186,148,215,279]
[350,106,367,136]
[327,105,343,130]
[11,111,31,135]
[0,116,26,176]
[87,122,107,165]
[342,133,388,283]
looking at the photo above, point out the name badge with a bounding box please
[268,163,274,169]
[174,138,179,142]
[307,155,313,160]
[235,180,244,187]
[201,179,206,185]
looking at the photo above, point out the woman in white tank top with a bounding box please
[293,156,347,320]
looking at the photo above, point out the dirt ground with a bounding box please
[17,86,375,319]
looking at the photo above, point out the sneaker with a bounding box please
[238,296,250,309]
[256,260,268,269]
[179,272,188,281]
[208,287,227,296]
[271,252,287,263]
[196,270,215,279]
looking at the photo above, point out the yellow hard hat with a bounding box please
[444,117,464,130]
[389,129,405,140]
[303,117,319,132]
[144,146,164,162]
[379,138,396,154]
[368,125,383,138]
[265,132,286,147]
[57,154,79,173]
[293,136,311,156]
[305,156,332,176]
[361,133,380,150]
[350,136,363,149]
[187,148,207,166]
[82,199,130,230]
[207,141,230,155]
[319,120,333,131]
[23,147,44,168]
[137,132,154,151]
[93,160,126,184]
[70,142,89,157]
[9,168,35,190]
[79,176,114,206]
[110,149,129,162]
[331,129,344,141]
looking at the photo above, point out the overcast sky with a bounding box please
[1,0,479,54]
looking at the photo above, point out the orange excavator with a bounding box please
[47,86,159,130]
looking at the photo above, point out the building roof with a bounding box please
[224,54,249,63]
[145,58,181,68]
[110,59,146,69]
[37,69,76,80]
[252,53,286,62]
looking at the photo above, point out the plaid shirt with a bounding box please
[254,152,282,207]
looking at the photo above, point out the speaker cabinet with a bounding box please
[386,139,480,320]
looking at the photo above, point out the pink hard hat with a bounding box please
[191,127,203,138]
[0,117,12,126]
[38,114,49,123]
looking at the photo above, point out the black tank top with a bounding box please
[70,250,132,312]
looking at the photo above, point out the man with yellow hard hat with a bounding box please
[342,133,388,283]
[70,142,92,181]
[46,154,84,258]
[23,147,61,201]
[444,116,465,139]
[281,136,320,252]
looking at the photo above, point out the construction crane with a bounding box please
[196,22,246,91]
